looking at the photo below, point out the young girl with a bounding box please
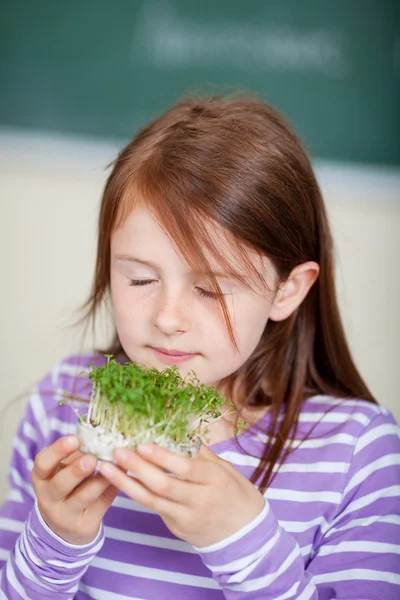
[1,94,399,600]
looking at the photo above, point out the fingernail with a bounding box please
[64,436,78,449]
[137,444,153,456]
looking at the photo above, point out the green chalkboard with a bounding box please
[0,0,399,165]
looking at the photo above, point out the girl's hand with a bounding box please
[31,436,119,545]
[99,443,265,548]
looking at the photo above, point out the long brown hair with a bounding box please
[82,93,376,494]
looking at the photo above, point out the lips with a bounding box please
[150,347,198,365]
[152,347,196,357]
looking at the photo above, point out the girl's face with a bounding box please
[110,206,278,388]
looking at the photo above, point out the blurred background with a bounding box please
[0,0,399,501]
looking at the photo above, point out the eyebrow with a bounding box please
[115,254,234,279]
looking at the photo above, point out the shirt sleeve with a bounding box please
[194,409,400,599]
[307,409,400,599]
[0,365,105,599]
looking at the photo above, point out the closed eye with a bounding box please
[129,279,155,287]
[196,287,222,299]
[129,279,224,300]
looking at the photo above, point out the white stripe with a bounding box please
[266,487,342,504]
[300,544,313,557]
[6,489,24,504]
[0,549,10,561]
[193,502,269,554]
[19,530,79,587]
[256,432,355,449]
[104,525,196,553]
[218,452,258,468]
[13,439,34,473]
[47,417,76,436]
[8,469,35,499]
[324,514,400,538]
[20,527,90,573]
[33,500,104,554]
[318,540,400,556]
[22,421,37,443]
[329,485,400,527]
[297,411,370,426]
[13,436,30,460]
[92,556,220,589]
[343,454,400,496]
[276,461,348,474]
[0,518,24,534]
[354,423,400,455]
[280,515,328,533]
[30,391,49,439]
[226,530,280,584]
[46,555,94,568]
[207,526,281,578]
[295,581,317,600]
[226,546,299,592]
[219,451,348,473]
[56,361,91,378]
[271,581,301,600]
[313,567,400,585]
[307,396,383,414]
[6,559,32,600]
[32,524,104,557]
[18,531,77,594]
[306,396,350,406]
[112,495,156,514]
[79,582,143,600]
[14,538,53,591]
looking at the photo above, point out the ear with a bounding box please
[269,261,319,322]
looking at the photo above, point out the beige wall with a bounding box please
[1,130,399,502]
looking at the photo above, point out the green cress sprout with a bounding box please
[61,355,231,457]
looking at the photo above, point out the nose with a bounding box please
[152,288,191,335]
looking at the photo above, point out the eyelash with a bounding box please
[128,279,221,299]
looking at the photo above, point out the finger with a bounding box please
[133,444,209,484]
[111,449,197,504]
[67,472,119,515]
[99,460,179,515]
[33,436,80,481]
[91,483,120,519]
[60,450,84,466]
[46,453,98,502]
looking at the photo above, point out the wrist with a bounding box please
[34,500,104,552]
[193,499,268,552]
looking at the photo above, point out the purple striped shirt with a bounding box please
[1,353,399,599]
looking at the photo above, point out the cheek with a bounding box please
[111,275,149,311]
[231,297,271,352]
[111,281,148,332]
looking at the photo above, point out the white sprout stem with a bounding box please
[187,406,237,436]
[83,380,226,446]
[59,397,85,423]
[87,386,101,423]
[162,407,183,438]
